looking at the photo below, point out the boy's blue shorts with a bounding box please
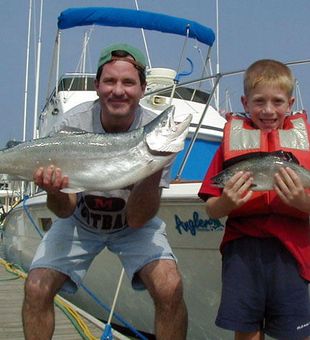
[216,237,310,339]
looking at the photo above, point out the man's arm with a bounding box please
[33,166,77,218]
[46,192,77,218]
[126,170,163,228]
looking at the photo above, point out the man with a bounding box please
[22,43,188,340]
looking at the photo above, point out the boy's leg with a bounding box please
[264,240,310,339]
[216,238,266,333]
[216,237,310,339]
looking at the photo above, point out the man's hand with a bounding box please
[33,166,69,194]
[33,165,76,218]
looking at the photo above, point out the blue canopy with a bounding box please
[58,7,215,47]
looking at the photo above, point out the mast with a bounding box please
[215,0,220,111]
[23,0,32,142]
[32,0,44,139]
[20,0,33,196]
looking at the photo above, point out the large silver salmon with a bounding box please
[211,150,310,191]
[0,106,192,192]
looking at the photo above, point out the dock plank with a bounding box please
[0,261,127,340]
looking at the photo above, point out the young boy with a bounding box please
[199,59,310,340]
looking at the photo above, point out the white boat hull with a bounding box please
[2,183,232,339]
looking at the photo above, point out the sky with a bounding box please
[1,0,310,148]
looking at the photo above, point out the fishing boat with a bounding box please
[0,175,20,223]
[2,6,230,339]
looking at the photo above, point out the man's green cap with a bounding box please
[97,43,146,69]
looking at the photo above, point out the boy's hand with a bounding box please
[205,171,253,219]
[221,171,253,210]
[274,167,310,213]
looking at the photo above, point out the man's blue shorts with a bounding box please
[30,215,176,293]
[216,237,310,339]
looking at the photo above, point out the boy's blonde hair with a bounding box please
[244,59,295,97]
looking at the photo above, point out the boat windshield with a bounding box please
[154,87,209,104]
[57,74,96,92]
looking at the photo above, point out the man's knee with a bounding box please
[162,275,183,302]
[153,269,184,304]
[24,268,65,304]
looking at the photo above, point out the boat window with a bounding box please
[171,138,220,180]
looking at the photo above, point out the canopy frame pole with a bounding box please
[175,73,222,180]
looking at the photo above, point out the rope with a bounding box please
[54,296,98,340]
[22,195,44,238]
[0,257,99,340]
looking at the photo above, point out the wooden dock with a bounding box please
[0,258,129,339]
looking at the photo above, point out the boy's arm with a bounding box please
[206,196,235,219]
[199,145,253,219]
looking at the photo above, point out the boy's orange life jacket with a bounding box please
[222,111,310,219]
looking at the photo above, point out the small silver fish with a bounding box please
[0,106,192,192]
[211,151,310,191]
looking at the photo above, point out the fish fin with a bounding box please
[223,152,268,169]
[269,150,300,164]
[2,140,23,150]
[60,187,85,194]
